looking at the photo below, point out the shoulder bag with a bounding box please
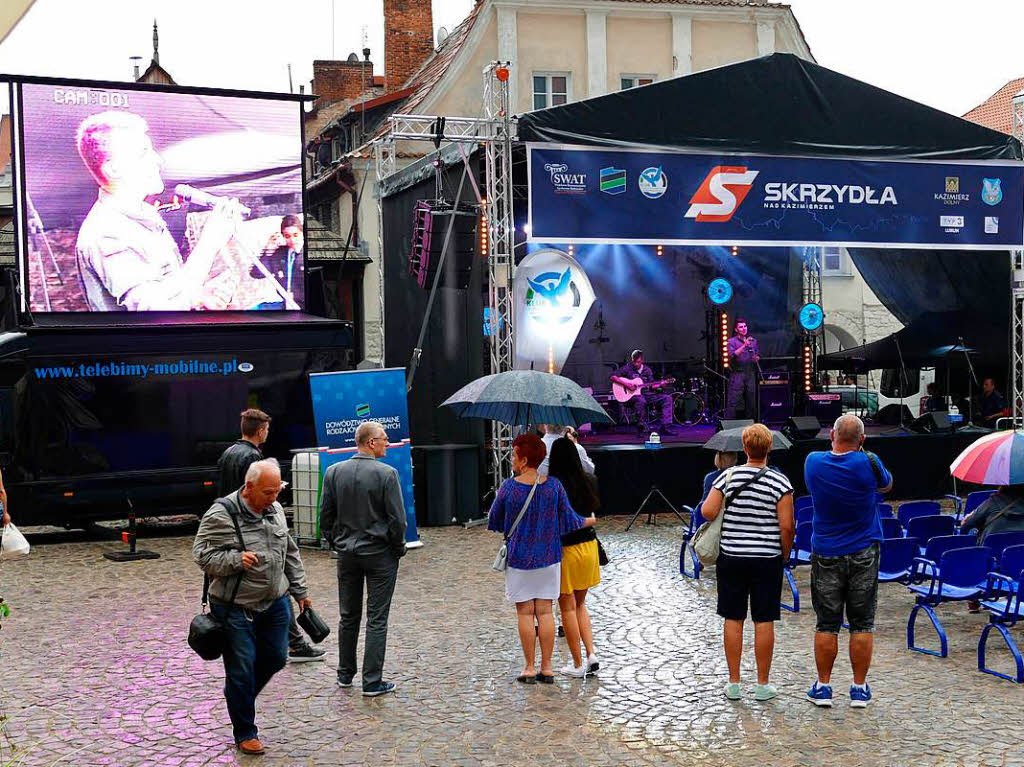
[188,497,247,661]
[692,467,768,566]
[491,480,540,572]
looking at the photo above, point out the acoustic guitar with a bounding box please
[612,377,676,403]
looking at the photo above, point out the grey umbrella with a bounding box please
[702,427,793,453]
[440,370,613,427]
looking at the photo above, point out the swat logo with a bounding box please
[685,166,759,222]
[543,162,587,195]
[638,166,668,199]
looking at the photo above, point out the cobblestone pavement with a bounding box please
[0,516,1019,766]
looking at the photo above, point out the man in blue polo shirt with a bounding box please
[803,414,892,710]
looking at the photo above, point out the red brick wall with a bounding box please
[312,60,375,105]
[384,0,434,93]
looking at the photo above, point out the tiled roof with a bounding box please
[596,0,785,4]
[962,77,1024,136]
[306,216,371,262]
[0,222,13,265]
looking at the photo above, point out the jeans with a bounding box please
[337,551,400,688]
[725,368,757,419]
[625,391,674,429]
[211,595,291,743]
[811,543,880,634]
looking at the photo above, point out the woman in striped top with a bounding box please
[701,423,795,702]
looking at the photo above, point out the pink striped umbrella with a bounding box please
[949,430,1024,485]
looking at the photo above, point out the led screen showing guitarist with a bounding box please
[610,350,675,433]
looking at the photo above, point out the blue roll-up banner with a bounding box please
[528,144,1024,250]
[309,368,421,548]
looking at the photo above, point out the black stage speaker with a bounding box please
[759,381,792,426]
[876,403,914,426]
[910,411,952,434]
[412,444,483,526]
[783,416,821,440]
[408,201,477,290]
[719,418,754,431]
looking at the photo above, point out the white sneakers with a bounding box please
[559,662,588,678]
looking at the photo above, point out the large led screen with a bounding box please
[16,81,305,312]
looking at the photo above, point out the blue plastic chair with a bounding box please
[881,517,904,539]
[680,505,703,579]
[782,521,813,613]
[964,490,997,518]
[983,532,1024,563]
[794,495,814,512]
[878,503,894,518]
[898,501,942,531]
[907,515,956,551]
[795,506,814,525]
[907,546,994,657]
[978,547,1024,682]
[879,537,919,583]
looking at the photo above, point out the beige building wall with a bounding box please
[692,21,757,72]
[606,16,672,91]
[428,16,498,118]
[515,12,588,113]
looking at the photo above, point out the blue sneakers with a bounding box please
[806,681,833,707]
[849,684,872,708]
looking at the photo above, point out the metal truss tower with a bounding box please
[1011,91,1024,420]
[376,62,518,492]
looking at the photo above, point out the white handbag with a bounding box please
[692,467,767,565]
[1,523,30,559]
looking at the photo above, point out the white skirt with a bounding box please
[505,562,561,603]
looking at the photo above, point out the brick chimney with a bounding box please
[384,0,434,93]
[312,56,374,105]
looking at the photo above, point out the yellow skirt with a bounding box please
[560,539,601,595]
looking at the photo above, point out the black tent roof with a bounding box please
[819,310,1004,372]
[518,53,1021,161]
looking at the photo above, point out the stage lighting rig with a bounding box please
[707,278,733,305]
[720,311,730,370]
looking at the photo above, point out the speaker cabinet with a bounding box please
[718,418,755,431]
[409,201,478,290]
[784,416,822,440]
[910,411,952,434]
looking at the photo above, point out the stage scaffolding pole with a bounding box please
[802,246,823,388]
[375,62,519,496]
[1011,91,1024,422]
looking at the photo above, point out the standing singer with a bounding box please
[725,318,760,420]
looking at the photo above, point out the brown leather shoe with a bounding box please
[237,738,266,755]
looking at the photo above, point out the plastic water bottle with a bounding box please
[650,431,660,444]
[645,431,661,450]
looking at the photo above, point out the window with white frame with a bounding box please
[620,74,655,90]
[821,246,851,276]
[532,73,571,110]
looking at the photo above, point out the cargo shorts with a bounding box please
[810,543,880,634]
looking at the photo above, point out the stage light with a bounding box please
[707,278,733,305]
[656,244,663,257]
[496,66,510,82]
[797,302,824,332]
[547,343,555,374]
[731,245,739,257]
[479,201,488,257]
[802,343,814,392]
[568,244,574,256]
[720,311,730,370]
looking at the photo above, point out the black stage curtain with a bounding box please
[519,53,1019,161]
[382,164,486,447]
[591,432,981,516]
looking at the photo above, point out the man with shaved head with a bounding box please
[803,414,892,710]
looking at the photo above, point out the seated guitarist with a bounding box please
[610,350,675,434]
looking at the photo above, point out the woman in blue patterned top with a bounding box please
[488,432,595,684]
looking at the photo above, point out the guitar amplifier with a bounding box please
[805,392,842,424]
[759,378,792,426]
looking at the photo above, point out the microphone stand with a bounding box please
[884,334,913,435]
[957,336,989,433]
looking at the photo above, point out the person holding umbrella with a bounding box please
[488,433,596,684]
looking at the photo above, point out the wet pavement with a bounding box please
[0,515,1017,766]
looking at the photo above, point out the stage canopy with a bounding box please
[518,53,1020,161]
[819,309,1004,371]
[519,53,1022,351]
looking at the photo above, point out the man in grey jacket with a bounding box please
[194,458,312,756]
[320,420,407,697]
